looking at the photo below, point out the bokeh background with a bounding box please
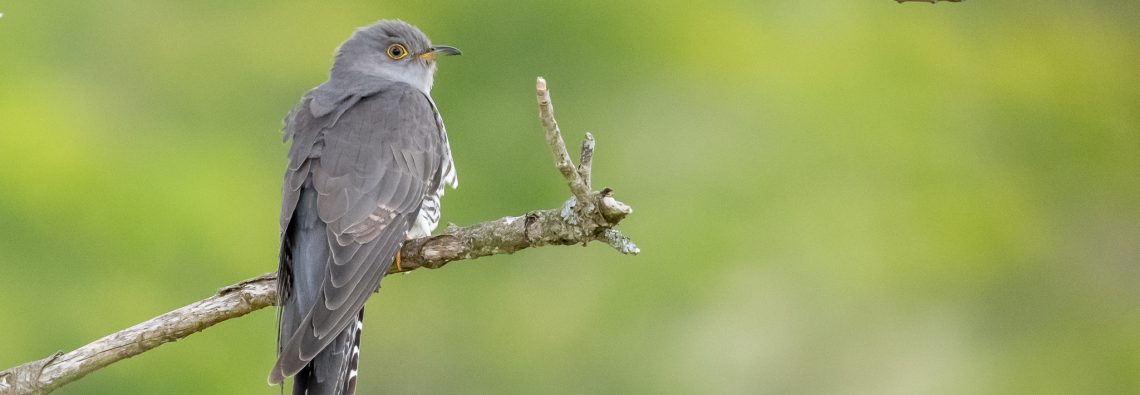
[2,1,1138,393]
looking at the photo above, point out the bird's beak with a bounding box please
[419,45,462,61]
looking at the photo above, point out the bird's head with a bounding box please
[331,20,461,93]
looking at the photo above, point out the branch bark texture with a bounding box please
[0,77,637,395]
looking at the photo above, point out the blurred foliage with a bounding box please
[2,1,1138,393]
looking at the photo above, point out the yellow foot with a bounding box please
[394,251,402,272]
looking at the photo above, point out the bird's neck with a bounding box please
[331,63,434,95]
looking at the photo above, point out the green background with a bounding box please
[2,1,1138,393]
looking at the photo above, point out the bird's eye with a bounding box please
[386,44,408,60]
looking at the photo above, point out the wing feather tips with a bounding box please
[268,347,301,385]
[268,330,316,385]
[274,226,403,379]
[322,221,405,310]
[268,369,285,386]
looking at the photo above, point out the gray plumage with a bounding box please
[269,20,460,395]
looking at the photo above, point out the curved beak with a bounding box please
[419,45,462,61]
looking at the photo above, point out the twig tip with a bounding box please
[601,229,640,255]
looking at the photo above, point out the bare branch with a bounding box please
[0,77,638,394]
[0,274,276,395]
[578,132,595,190]
[536,77,594,212]
[535,77,638,254]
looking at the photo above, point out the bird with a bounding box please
[268,20,461,395]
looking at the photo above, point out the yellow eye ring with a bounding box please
[386,44,408,60]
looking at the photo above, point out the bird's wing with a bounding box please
[271,82,445,384]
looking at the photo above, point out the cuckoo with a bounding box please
[268,20,461,394]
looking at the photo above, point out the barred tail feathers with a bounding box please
[290,309,364,395]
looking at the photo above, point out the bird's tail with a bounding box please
[291,309,365,395]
